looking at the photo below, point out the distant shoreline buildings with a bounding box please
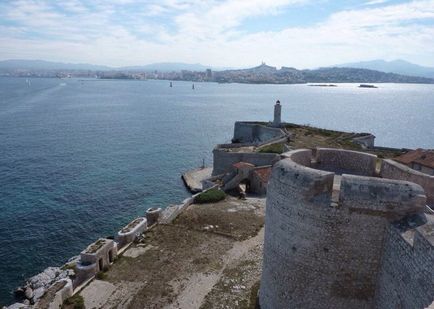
[2,63,434,84]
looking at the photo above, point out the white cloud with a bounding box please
[0,0,434,68]
[364,0,390,6]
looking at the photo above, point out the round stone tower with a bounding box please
[259,148,427,309]
[273,100,281,127]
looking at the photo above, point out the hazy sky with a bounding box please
[1,0,434,68]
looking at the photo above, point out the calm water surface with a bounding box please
[0,78,433,304]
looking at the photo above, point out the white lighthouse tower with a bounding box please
[273,100,282,127]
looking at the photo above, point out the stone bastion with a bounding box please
[260,148,434,309]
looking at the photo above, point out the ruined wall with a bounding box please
[260,149,428,309]
[233,122,284,143]
[381,159,434,206]
[212,148,279,175]
[374,216,434,309]
[315,148,377,176]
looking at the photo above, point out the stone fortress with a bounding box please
[209,101,433,308]
[244,103,434,309]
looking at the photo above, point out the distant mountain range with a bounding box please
[0,59,229,72]
[0,59,112,71]
[335,59,434,79]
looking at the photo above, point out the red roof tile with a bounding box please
[232,162,255,169]
[253,167,272,183]
[394,148,434,169]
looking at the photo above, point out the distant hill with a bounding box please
[0,59,111,71]
[335,59,434,79]
[213,65,434,84]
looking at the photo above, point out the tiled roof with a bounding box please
[394,148,434,169]
[253,166,272,183]
[232,162,255,169]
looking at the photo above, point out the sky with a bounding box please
[0,0,434,68]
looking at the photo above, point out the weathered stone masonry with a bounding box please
[260,148,434,309]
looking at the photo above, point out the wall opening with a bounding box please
[108,250,113,263]
[98,258,103,272]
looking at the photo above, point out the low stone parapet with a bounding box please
[117,218,147,248]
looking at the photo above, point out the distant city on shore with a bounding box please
[1,59,434,84]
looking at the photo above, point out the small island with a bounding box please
[359,84,378,88]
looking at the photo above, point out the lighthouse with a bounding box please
[273,100,281,127]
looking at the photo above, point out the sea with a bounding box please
[0,77,433,304]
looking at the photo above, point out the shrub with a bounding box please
[96,271,107,280]
[258,143,285,154]
[194,188,226,204]
[63,294,84,309]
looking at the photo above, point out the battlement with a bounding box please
[260,148,433,309]
[277,148,427,218]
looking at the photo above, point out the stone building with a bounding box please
[394,148,434,175]
[250,166,272,195]
[260,148,434,309]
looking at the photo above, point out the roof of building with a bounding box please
[232,162,255,169]
[394,148,434,169]
[252,166,272,183]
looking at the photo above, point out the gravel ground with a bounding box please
[78,196,265,309]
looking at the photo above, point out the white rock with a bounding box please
[32,287,45,302]
[66,269,75,277]
[24,287,33,299]
[28,267,60,289]
[5,303,28,309]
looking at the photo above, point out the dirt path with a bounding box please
[165,228,264,309]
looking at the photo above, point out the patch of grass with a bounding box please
[257,143,284,154]
[62,294,84,309]
[96,271,107,280]
[194,188,226,204]
[61,262,76,271]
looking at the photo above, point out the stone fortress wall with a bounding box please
[260,148,433,309]
[232,121,285,144]
[212,149,280,176]
[212,120,288,176]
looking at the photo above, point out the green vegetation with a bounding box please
[96,271,108,280]
[194,188,226,204]
[61,262,76,271]
[63,294,84,309]
[258,143,285,154]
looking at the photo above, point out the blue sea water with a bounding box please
[0,77,433,304]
